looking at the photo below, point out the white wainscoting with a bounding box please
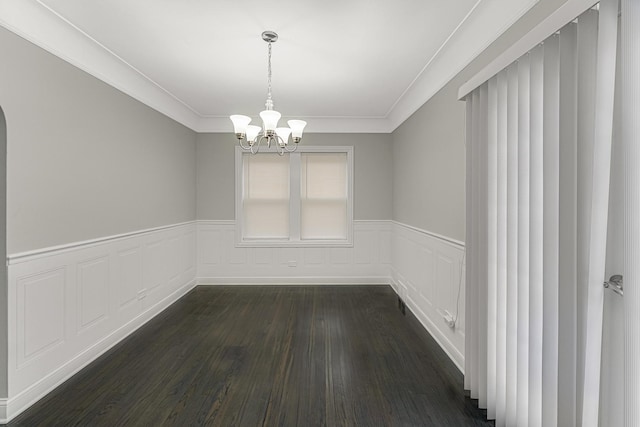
[1,218,466,422]
[4,221,197,423]
[197,219,466,371]
[197,220,392,284]
[390,222,466,371]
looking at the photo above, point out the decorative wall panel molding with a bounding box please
[197,220,392,284]
[2,218,467,423]
[17,268,66,366]
[77,256,109,333]
[390,221,466,371]
[197,219,466,370]
[0,399,6,421]
[4,222,196,423]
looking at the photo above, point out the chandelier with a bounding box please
[230,31,307,155]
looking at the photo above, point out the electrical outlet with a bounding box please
[443,311,455,328]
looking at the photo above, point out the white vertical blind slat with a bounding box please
[542,33,560,427]
[622,0,640,425]
[486,76,499,420]
[581,0,619,424]
[516,54,531,427]
[478,83,489,409]
[528,44,544,427]
[557,22,579,427]
[464,96,474,392]
[505,63,519,427]
[576,12,598,423]
[495,69,509,427]
[470,89,481,398]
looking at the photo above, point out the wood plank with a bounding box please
[7,286,491,426]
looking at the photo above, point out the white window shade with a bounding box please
[242,153,290,238]
[235,146,353,247]
[300,153,348,240]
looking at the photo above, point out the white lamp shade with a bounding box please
[287,120,307,138]
[275,127,291,146]
[246,125,261,143]
[260,110,281,132]
[230,115,251,134]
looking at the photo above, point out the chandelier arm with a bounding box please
[273,135,285,156]
[250,139,259,155]
[251,134,265,155]
[238,138,252,150]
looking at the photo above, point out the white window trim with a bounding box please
[235,145,354,248]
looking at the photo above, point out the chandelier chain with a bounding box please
[266,41,273,108]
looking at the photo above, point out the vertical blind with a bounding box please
[463,0,619,426]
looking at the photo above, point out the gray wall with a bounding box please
[0,0,572,252]
[197,133,393,221]
[392,0,569,242]
[0,28,198,254]
[392,81,466,240]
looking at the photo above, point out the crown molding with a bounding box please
[0,0,201,129]
[458,0,597,99]
[194,116,394,134]
[1,0,538,134]
[386,0,539,131]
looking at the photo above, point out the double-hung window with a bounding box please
[235,146,353,247]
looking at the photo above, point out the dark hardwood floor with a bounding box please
[6,285,491,426]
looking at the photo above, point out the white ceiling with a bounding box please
[0,0,538,132]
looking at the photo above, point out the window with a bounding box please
[300,153,348,239]
[242,153,290,239]
[235,146,353,247]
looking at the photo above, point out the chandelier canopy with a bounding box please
[230,31,307,155]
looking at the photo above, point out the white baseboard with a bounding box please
[0,399,7,424]
[197,220,393,280]
[197,276,390,286]
[390,222,466,373]
[5,222,197,423]
[4,278,195,423]
[391,276,465,372]
[197,219,466,372]
[2,218,466,423]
